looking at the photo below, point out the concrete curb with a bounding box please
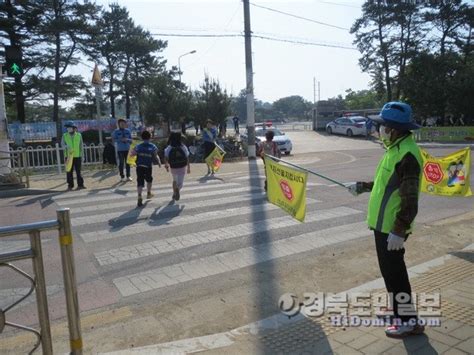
[101,243,474,355]
[0,188,60,198]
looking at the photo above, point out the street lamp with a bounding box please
[178,50,197,82]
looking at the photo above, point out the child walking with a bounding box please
[164,132,191,201]
[202,120,217,175]
[130,130,161,207]
[258,130,281,191]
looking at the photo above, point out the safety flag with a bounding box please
[421,147,472,197]
[126,140,141,167]
[205,145,226,172]
[65,151,74,173]
[265,156,308,222]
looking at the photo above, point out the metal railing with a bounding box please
[9,143,104,174]
[0,208,82,354]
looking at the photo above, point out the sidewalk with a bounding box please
[103,244,474,355]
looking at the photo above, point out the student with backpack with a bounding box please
[258,130,281,191]
[129,130,161,207]
[164,132,191,201]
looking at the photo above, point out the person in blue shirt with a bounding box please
[130,130,161,207]
[366,118,374,139]
[112,119,133,182]
[202,120,217,175]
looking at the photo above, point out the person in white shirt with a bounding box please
[164,132,191,201]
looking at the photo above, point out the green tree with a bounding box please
[193,75,231,128]
[141,71,192,132]
[273,95,311,119]
[89,4,131,119]
[33,0,100,139]
[120,25,167,119]
[424,0,471,56]
[344,89,383,110]
[0,0,43,122]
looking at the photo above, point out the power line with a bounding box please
[249,2,350,31]
[150,33,241,38]
[253,35,357,50]
[150,32,356,50]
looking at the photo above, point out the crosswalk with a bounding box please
[52,173,372,298]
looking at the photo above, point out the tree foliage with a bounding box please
[273,95,311,118]
[352,0,473,120]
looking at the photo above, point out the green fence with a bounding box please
[414,127,474,142]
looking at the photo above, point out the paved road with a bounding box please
[0,132,472,353]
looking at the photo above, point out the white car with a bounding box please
[326,116,367,137]
[255,128,293,155]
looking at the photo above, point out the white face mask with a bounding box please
[67,127,74,133]
[379,125,392,144]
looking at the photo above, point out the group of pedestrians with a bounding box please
[62,119,196,207]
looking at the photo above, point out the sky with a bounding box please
[88,0,370,103]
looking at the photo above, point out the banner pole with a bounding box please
[265,154,347,188]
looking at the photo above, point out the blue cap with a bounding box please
[373,102,421,130]
[64,121,76,128]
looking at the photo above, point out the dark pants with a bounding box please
[117,151,130,178]
[374,230,417,323]
[136,166,153,188]
[234,123,239,133]
[67,158,84,188]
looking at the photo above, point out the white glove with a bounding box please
[387,232,405,251]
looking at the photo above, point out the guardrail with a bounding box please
[0,208,82,354]
[413,126,474,143]
[10,143,104,174]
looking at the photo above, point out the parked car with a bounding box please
[326,116,367,137]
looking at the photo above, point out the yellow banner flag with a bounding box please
[421,147,472,197]
[126,140,141,167]
[265,156,308,222]
[65,151,74,173]
[205,145,226,172]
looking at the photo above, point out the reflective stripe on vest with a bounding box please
[367,134,422,234]
[63,133,82,158]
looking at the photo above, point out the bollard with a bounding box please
[57,208,83,354]
[30,230,53,355]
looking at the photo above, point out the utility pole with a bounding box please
[0,65,11,174]
[243,0,256,159]
[313,77,316,105]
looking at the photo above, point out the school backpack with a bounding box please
[260,141,279,157]
[168,146,188,168]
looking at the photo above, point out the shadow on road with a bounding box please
[107,201,150,231]
[247,158,334,353]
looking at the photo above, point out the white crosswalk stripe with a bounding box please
[70,191,267,214]
[53,175,370,299]
[54,182,244,206]
[52,179,225,200]
[94,206,361,266]
[112,222,370,297]
[79,198,320,241]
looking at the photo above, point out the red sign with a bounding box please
[279,180,293,201]
[423,162,444,184]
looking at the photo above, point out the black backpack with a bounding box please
[168,146,188,168]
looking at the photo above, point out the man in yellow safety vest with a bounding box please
[347,102,424,338]
[61,121,86,191]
